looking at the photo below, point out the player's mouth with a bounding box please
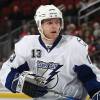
[51,31,57,34]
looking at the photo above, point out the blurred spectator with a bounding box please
[19,21,30,38]
[3,16,12,33]
[20,25,30,38]
[0,16,10,36]
[80,23,92,34]
[64,23,76,35]
[93,22,100,39]
[81,28,96,61]
[65,4,79,24]
[30,27,36,35]
[0,16,12,62]
[92,22,100,59]
[83,29,95,44]
[9,5,24,44]
[9,5,24,30]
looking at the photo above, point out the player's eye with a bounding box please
[47,21,53,24]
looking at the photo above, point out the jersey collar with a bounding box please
[39,35,62,52]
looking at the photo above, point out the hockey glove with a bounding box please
[74,64,100,100]
[11,71,48,98]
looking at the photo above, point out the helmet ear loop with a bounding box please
[38,27,44,37]
[38,27,50,40]
[38,21,50,40]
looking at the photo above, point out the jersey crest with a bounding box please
[37,60,63,89]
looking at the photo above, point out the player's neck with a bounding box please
[42,37,55,45]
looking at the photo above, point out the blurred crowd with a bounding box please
[0,0,100,67]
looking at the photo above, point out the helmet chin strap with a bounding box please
[38,27,61,42]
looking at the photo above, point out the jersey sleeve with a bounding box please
[0,36,30,92]
[72,36,100,98]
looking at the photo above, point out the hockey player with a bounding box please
[0,5,100,100]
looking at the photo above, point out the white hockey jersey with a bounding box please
[0,35,100,100]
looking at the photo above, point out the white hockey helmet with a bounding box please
[34,5,64,34]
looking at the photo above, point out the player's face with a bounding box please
[41,18,61,40]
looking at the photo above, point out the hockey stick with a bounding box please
[47,88,81,100]
[47,89,67,99]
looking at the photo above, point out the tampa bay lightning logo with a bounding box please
[45,64,62,85]
[44,64,63,89]
[37,60,63,89]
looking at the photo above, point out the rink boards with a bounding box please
[0,92,33,100]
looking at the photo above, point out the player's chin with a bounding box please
[50,33,59,38]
